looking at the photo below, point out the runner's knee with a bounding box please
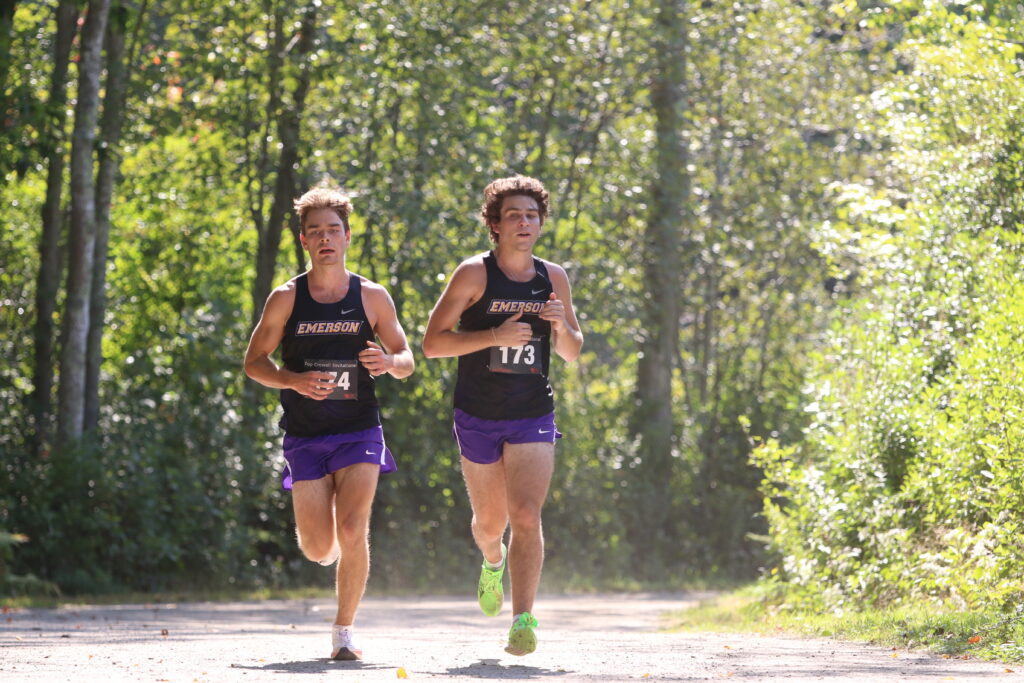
[508,503,542,533]
[336,514,370,547]
[472,512,508,540]
[297,532,337,563]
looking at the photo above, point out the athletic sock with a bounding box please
[484,543,506,570]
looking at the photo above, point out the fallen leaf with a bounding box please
[15,636,22,641]
[890,653,898,658]
[723,645,732,649]
[161,629,169,636]
[1006,669,1015,673]
[968,635,982,644]
[397,667,409,679]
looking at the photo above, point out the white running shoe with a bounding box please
[331,625,362,661]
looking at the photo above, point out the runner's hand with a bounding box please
[292,371,335,400]
[493,311,533,347]
[358,340,393,376]
[539,292,567,333]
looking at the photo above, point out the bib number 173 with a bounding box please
[489,337,542,374]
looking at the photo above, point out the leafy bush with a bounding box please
[754,7,1024,611]
[0,530,58,597]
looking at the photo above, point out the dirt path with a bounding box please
[2,593,1022,681]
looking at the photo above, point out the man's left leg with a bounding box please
[503,441,554,655]
[330,462,380,660]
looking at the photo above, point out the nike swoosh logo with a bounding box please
[538,429,551,434]
[341,308,356,315]
[531,289,546,296]
[365,450,376,455]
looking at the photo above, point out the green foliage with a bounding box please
[0,2,54,178]
[755,4,1024,612]
[0,530,58,597]
[671,583,1024,662]
[0,0,928,594]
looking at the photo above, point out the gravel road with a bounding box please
[3,592,1023,681]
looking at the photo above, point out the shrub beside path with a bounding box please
[2,592,1022,681]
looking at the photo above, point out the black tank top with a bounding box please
[279,272,379,436]
[454,252,554,420]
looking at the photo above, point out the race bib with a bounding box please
[489,337,542,375]
[304,358,358,400]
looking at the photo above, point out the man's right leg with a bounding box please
[461,456,509,564]
[502,441,554,617]
[502,441,554,656]
[331,463,380,627]
[461,456,509,615]
[292,475,339,564]
[327,462,379,661]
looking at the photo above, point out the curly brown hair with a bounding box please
[479,175,550,243]
[293,185,353,233]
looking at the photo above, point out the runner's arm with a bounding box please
[359,284,414,379]
[243,286,334,399]
[422,261,532,358]
[422,262,486,358]
[541,265,584,363]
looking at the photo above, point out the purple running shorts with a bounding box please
[452,408,563,465]
[281,425,396,490]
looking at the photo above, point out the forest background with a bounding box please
[2,0,1023,618]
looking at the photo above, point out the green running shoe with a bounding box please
[477,543,506,617]
[505,612,538,656]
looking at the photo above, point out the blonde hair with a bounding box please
[293,185,353,233]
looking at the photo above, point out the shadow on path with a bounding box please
[229,658,393,675]
[444,657,572,679]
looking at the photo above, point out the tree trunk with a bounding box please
[250,3,317,321]
[632,0,689,558]
[85,0,136,432]
[289,206,305,274]
[245,4,285,326]
[31,0,79,453]
[56,0,112,446]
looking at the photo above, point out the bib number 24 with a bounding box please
[303,358,359,400]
